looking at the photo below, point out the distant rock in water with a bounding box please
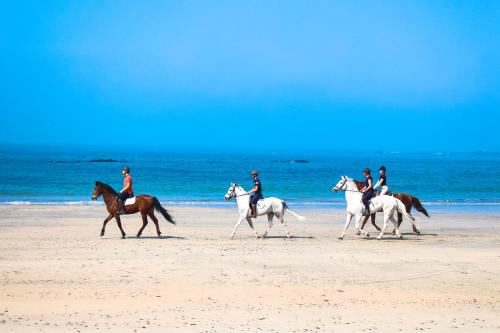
[53,159,124,164]
[87,159,122,163]
[272,160,309,163]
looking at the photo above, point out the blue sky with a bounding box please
[1,1,499,152]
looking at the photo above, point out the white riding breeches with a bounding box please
[380,186,389,195]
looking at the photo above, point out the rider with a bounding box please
[248,170,263,218]
[373,165,389,195]
[361,167,375,215]
[117,166,133,215]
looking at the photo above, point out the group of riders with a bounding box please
[115,165,388,218]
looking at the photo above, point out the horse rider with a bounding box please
[360,167,375,215]
[248,170,263,218]
[373,165,389,195]
[117,166,134,215]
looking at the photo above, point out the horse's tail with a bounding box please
[395,198,415,221]
[153,197,176,225]
[282,201,306,222]
[411,195,430,218]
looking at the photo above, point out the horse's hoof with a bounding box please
[366,233,370,238]
[100,233,104,237]
[286,235,292,239]
[337,236,344,240]
[355,231,361,236]
[376,236,382,240]
[122,236,126,239]
[391,231,396,235]
[416,231,421,235]
[398,234,403,239]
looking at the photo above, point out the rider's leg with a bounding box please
[380,186,389,195]
[117,192,129,215]
[362,193,370,215]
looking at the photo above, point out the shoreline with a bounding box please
[1,201,500,213]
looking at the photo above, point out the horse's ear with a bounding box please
[95,181,98,185]
[341,175,345,180]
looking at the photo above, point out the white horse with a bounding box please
[224,183,306,239]
[332,176,415,240]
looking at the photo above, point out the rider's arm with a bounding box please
[373,179,382,189]
[248,186,257,194]
[365,178,373,191]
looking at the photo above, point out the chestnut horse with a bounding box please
[91,181,175,238]
[353,180,429,234]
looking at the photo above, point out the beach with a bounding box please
[0,205,499,332]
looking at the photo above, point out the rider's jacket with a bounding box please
[124,175,133,195]
[379,174,387,186]
[253,177,262,197]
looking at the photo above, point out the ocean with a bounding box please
[0,145,499,211]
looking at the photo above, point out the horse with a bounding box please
[91,181,175,238]
[352,180,429,234]
[332,176,415,240]
[224,183,306,239]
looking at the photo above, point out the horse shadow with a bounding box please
[262,236,315,240]
[126,235,186,240]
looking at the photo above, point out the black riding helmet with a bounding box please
[363,167,371,175]
[379,166,386,172]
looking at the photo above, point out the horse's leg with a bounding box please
[246,217,260,238]
[392,212,402,235]
[338,213,353,240]
[371,213,381,231]
[278,214,291,239]
[148,211,161,237]
[136,212,148,238]
[376,212,390,240]
[358,215,370,235]
[100,214,113,237]
[263,213,274,238]
[230,216,245,239]
[355,214,369,237]
[114,214,126,239]
[390,214,402,239]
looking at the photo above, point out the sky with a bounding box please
[1,1,499,153]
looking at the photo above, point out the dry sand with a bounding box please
[0,205,499,332]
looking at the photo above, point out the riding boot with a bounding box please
[364,204,371,216]
[117,199,125,215]
[250,204,257,218]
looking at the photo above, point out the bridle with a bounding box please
[334,178,361,193]
[226,184,250,199]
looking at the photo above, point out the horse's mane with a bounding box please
[96,181,117,195]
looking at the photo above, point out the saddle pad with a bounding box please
[125,197,136,205]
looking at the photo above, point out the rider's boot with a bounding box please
[251,204,257,218]
[364,204,371,216]
[117,199,125,215]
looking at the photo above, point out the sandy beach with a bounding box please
[0,205,499,332]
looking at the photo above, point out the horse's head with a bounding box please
[91,181,102,200]
[224,182,237,200]
[332,176,348,192]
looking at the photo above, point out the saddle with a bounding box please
[124,196,136,205]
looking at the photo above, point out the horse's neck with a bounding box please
[102,191,117,206]
[345,180,361,201]
[234,186,249,207]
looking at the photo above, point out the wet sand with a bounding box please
[0,205,499,332]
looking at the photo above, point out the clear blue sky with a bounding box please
[1,1,499,152]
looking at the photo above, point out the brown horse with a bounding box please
[353,180,429,234]
[91,181,175,238]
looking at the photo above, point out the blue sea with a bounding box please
[0,145,499,212]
